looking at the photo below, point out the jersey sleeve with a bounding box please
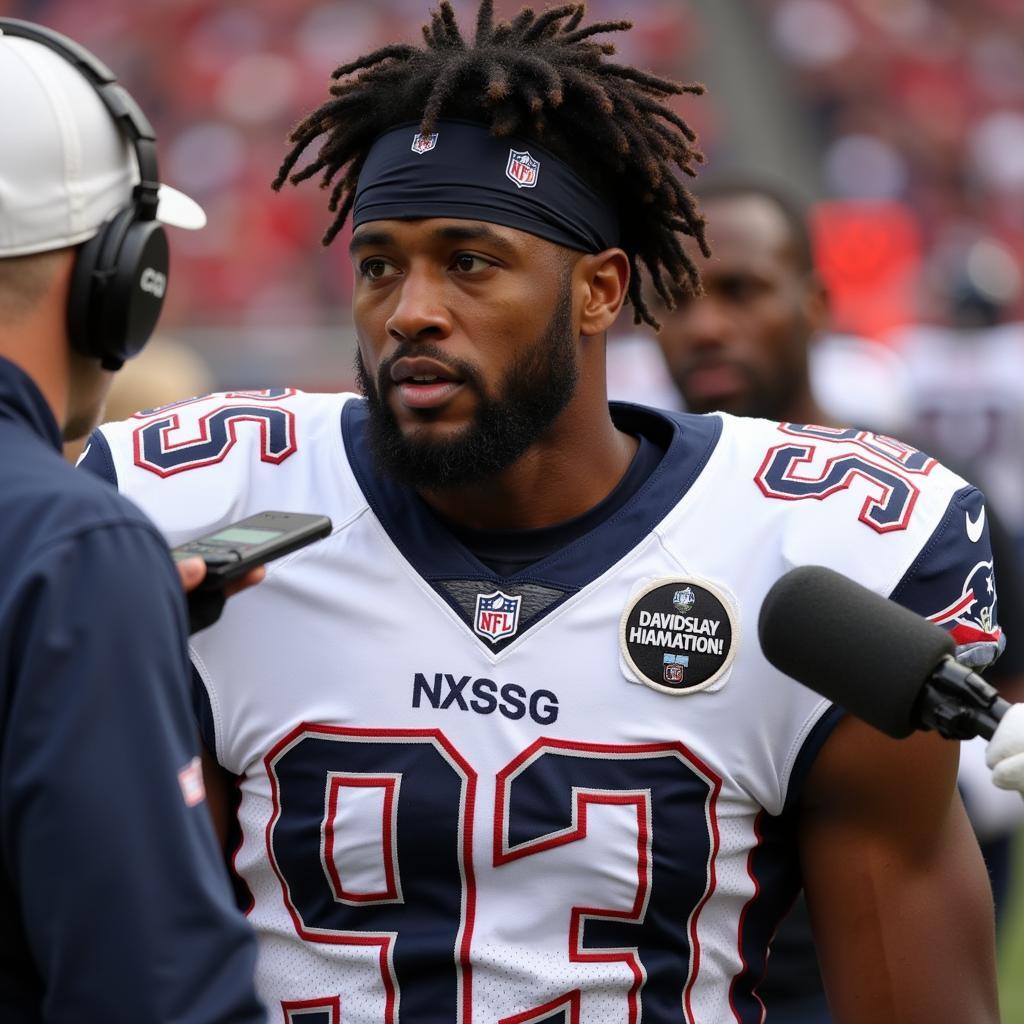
[76,426,119,487]
[1,521,264,1023]
[888,484,1005,669]
[78,391,359,770]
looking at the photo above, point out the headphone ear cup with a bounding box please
[104,219,169,365]
[66,209,169,369]
[67,222,109,361]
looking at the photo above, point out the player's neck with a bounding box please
[418,402,638,531]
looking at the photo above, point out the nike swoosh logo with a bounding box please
[966,506,986,543]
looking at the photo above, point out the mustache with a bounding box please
[372,342,485,397]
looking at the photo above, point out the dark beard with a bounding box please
[355,289,578,490]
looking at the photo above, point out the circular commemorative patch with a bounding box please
[620,577,738,695]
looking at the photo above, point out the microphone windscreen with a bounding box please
[757,565,955,738]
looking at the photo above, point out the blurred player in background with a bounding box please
[607,180,912,439]
[0,19,263,1023]
[886,234,1024,929]
[891,239,1024,566]
[645,177,1024,1020]
[653,179,826,427]
[84,3,1001,1021]
[653,179,835,1023]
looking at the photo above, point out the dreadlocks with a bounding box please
[273,1,709,328]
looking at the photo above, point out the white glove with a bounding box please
[985,702,1024,794]
[959,736,1024,838]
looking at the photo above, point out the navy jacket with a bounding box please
[0,357,263,1023]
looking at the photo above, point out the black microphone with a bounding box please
[757,565,1010,741]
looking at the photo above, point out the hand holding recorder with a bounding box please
[173,511,332,633]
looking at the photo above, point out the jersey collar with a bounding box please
[341,399,722,651]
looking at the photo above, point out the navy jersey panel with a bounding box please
[77,425,119,488]
[0,358,264,1023]
[192,663,219,755]
[343,398,723,592]
[442,432,667,577]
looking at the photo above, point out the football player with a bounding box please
[82,4,1001,1022]
[647,177,1024,1021]
[651,179,827,427]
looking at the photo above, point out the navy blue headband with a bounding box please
[352,120,619,253]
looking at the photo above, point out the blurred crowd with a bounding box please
[2,0,1019,334]
[8,0,1023,517]
[757,0,1024,326]
[0,0,699,332]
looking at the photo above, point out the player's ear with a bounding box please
[576,248,629,338]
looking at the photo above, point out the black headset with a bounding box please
[0,18,171,370]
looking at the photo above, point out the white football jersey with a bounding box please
[84,391,1001,1024]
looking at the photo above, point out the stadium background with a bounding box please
[4,0,1024,1013]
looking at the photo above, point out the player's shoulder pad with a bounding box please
[701,414,971,584]
[709,415,1003,666]
[740,412,961,521]
[83,389,361,545]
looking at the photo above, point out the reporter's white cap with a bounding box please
[0,30,206,258]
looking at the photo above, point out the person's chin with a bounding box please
[399,416,476,448]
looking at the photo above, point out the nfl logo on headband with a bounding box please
[354,122,619,253]
[506,149,540,189]
[411,132,439,155]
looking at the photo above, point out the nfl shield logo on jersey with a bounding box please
[411,131,439,154]
[474,589,523,642]
[506,149,540,189]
